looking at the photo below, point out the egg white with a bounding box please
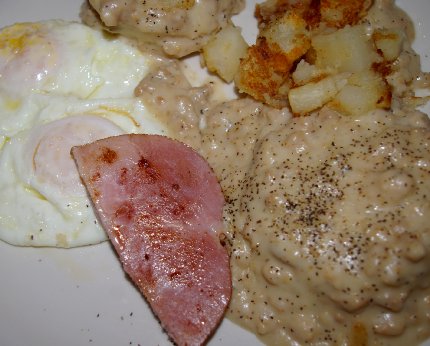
[0,20,168,247]
[0,20,155,136]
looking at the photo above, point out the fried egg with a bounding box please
[0,20,168,247]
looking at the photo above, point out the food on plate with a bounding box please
[135,61,213,147]
[71,134,231,346]
[235,0,430,115]
[80,0,245,57]
[201,105,430,345]
[133,62,430,345]
[0,20,168,247]
[1,0,430,345]
[202,24,248,83]
[129,1,429,342]
[236,7,311,108]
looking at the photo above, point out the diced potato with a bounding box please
[255,0,283,24]
[320,0,372,28]
[202,25,248,83]
[231,2,401,116]
[234,10,311,107]
[312,24,381,73]
[288,73,349,115]
[234,39,291,108]
[332,70,391,115]
[373,29,404,62]
[260,10,310,55]
[292,59,335,86]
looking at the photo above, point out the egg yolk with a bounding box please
[26,115,123,199]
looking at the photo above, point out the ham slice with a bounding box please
[71,134,231,346]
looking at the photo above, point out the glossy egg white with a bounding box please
[0,20,168,247]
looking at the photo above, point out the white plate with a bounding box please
[0,1,428,346]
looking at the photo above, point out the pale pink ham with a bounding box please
[71,134,231,346]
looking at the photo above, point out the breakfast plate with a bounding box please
[0,1,429,346]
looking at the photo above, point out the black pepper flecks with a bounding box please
[204,107,430,344]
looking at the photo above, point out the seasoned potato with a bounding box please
[228,0,422,117]
[320,0,372,28]
[292,59,335,86]
[331,70,391,115]
[235,39,290,108]
[312,24,381,73]
[260,9,310,53]
[235,10,310,108]
[373,29,404,62]
[202,25,248,83]
[288,73,349,115]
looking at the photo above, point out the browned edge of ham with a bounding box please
[71,134,231,346]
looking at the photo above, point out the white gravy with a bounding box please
[133,1,430,344]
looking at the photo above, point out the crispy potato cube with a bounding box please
[235,10,310,107]
[312,24,381,73]
[332,70,391,115]
[373,29,404,62]
[320,0,372,28]
[292,59,336,86]
[234,38,290,108]
[288,73,349,115]
[202,25,248,83]
[260,10,310,54]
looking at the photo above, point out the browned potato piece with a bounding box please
[229,0,412,117]
[288,73,349,115]
[202,25,248,83]
[312,24,381,73]
[235,10,310,108]
[320,0,373,28]
[331,70,391,115]
[373,29,404,62]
